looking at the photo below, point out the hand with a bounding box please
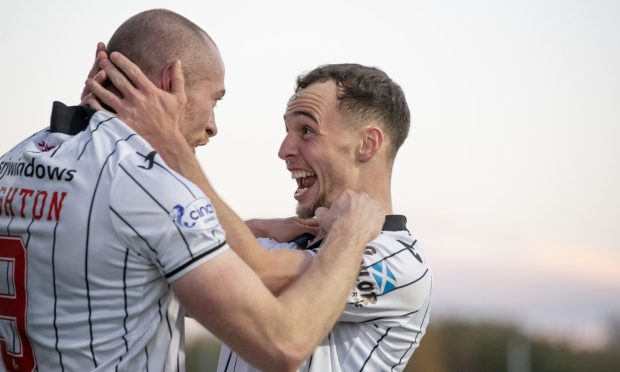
[80,42,108,108]
[248,217,320,242]
[85,51,188,155]
[315,190,384,243]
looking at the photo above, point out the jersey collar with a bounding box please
[297,214,408,250]
[50,101,97,135]
[381,215,407,232]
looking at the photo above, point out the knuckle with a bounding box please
[142,84,154,95]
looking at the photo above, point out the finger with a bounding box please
[80,69,106,105]
[94,44,109,73]
[81,91,106,112]
[81,43,108,100]
[86,77,123,113]
[93,69,107,84]
[86,97,105,112]
[79,92,93,106]
[109,51,154,92]
[298,218,319,227]
[96,42,107,56]
[170,60,186,100]
[304,225,321,235]
[87,43,106,79]
[314,207,328,221]
[80,85,91,105]
[98,57,138,100]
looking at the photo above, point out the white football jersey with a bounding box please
[217,215,432,372]
[0,103,228,371]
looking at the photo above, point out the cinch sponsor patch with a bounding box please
[170,198,219,230]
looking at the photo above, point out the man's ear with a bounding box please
[359,126,384,162]
[161,63,174,92]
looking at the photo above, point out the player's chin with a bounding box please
[296,204,314,219]
[192,141,208,154]
[296,198,323,219]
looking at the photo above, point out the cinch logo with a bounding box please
[170,197,219,231]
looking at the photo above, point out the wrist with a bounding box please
[157,132,192,169]
[329,215,380,247]
[246,219,269,237]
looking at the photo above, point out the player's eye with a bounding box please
[213,97,223,108]
[302,126,314,136]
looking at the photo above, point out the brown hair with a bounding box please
[296,64,411,161]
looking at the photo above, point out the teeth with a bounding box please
[294,188,308,197]
[291,170,316,179]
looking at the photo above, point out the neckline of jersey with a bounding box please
[299,214,408,251]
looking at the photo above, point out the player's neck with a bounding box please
[359,176,393,215]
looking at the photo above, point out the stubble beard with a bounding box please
[296,193,328,219]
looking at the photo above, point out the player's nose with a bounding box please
[206,117,218,137]
[278,133,297,160]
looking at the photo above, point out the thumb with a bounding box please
[171,60,186,99]
[298,217,319,227]
[314,207,328,221]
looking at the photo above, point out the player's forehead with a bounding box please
[187,45,226,96]
[284,81,339,124]
[188,75,225,104]
[207,46,225,83]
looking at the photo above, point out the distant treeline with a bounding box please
[185,319,620,372]
[408,320,620,372]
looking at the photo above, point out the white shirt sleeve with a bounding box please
[109,151,228,282]
[339,235,432,324]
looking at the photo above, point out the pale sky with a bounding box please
[1,0,619,348]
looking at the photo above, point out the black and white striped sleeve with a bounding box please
[339,237,432,323]
[109,152,228,282]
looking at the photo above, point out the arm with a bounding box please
[86,55,310,293]
[86,53,319,294]
[246,217,319,242]
[173,190,379,371]
[197,179,315,295]
[243,216,320,292]
[86,52,384,370]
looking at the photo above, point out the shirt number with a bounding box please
[0,235,37,372]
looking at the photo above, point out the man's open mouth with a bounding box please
[291,170,317,199]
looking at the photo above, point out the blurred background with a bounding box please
[1,0,618,370]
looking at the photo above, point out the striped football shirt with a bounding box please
[0,102,228,371]
[217,215,432,372]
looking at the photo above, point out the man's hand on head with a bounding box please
[80,42,108,108]
[85,51,190,161]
